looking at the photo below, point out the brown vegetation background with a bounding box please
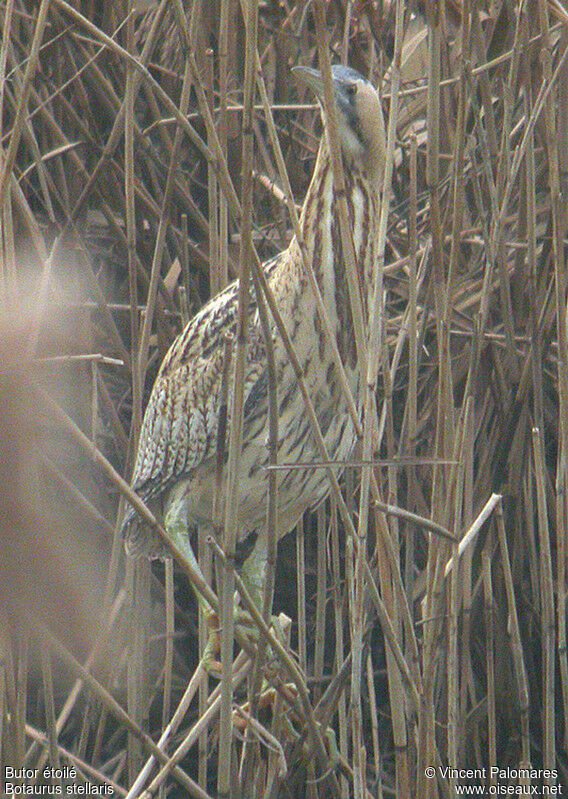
[1,0,568,797]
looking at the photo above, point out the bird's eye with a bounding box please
[345,84,357,98]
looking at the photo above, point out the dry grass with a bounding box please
[2,0,568,796]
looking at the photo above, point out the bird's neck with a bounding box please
[295,141,380,365]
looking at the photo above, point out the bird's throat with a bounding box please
[296,142,380,365]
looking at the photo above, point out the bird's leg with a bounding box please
[163,507,267,672]
[163,496,224,674]
[238,534,288,650]
[164,492,277,671]
[163,492,206,582]
[239,534,268,612]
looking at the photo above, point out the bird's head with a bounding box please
[292,64,385,179]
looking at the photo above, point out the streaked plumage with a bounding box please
[123,65,386,558]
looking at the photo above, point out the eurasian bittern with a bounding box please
[123,64,385,593]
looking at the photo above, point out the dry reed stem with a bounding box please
[40,625,210,798]
[495,500,531,766]
[213,0,257,788]
[314,506,327,703]
[210,540,342,797]
[0,0,51,202]
[127,654,250,797]
[25,724,127,796]
[136,15,196,390]
[296,516,307,673]
[358,0,406,792]
[532,427,556,776]
[330,505,349,799]
[238,182,280,799]
[482,546,497,786]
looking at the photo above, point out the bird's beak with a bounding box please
[292,65,324,100]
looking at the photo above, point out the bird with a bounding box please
[122,64,386,592]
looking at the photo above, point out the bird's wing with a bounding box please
[131,352,224,499]
[129,272,274,505]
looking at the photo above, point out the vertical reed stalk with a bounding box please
[482,547,497,786]
[216,0,257,792]
[296,517,307,672]
[39,640,61,780]
[495,500,531,765]
[532,427,556,776]
[314,507,327,703]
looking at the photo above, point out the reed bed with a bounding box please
[1,0,568,796]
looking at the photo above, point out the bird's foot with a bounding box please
[201,606,290,678]
[199,604,257,676]
[233,681,298,732]
[201,607,222,676]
